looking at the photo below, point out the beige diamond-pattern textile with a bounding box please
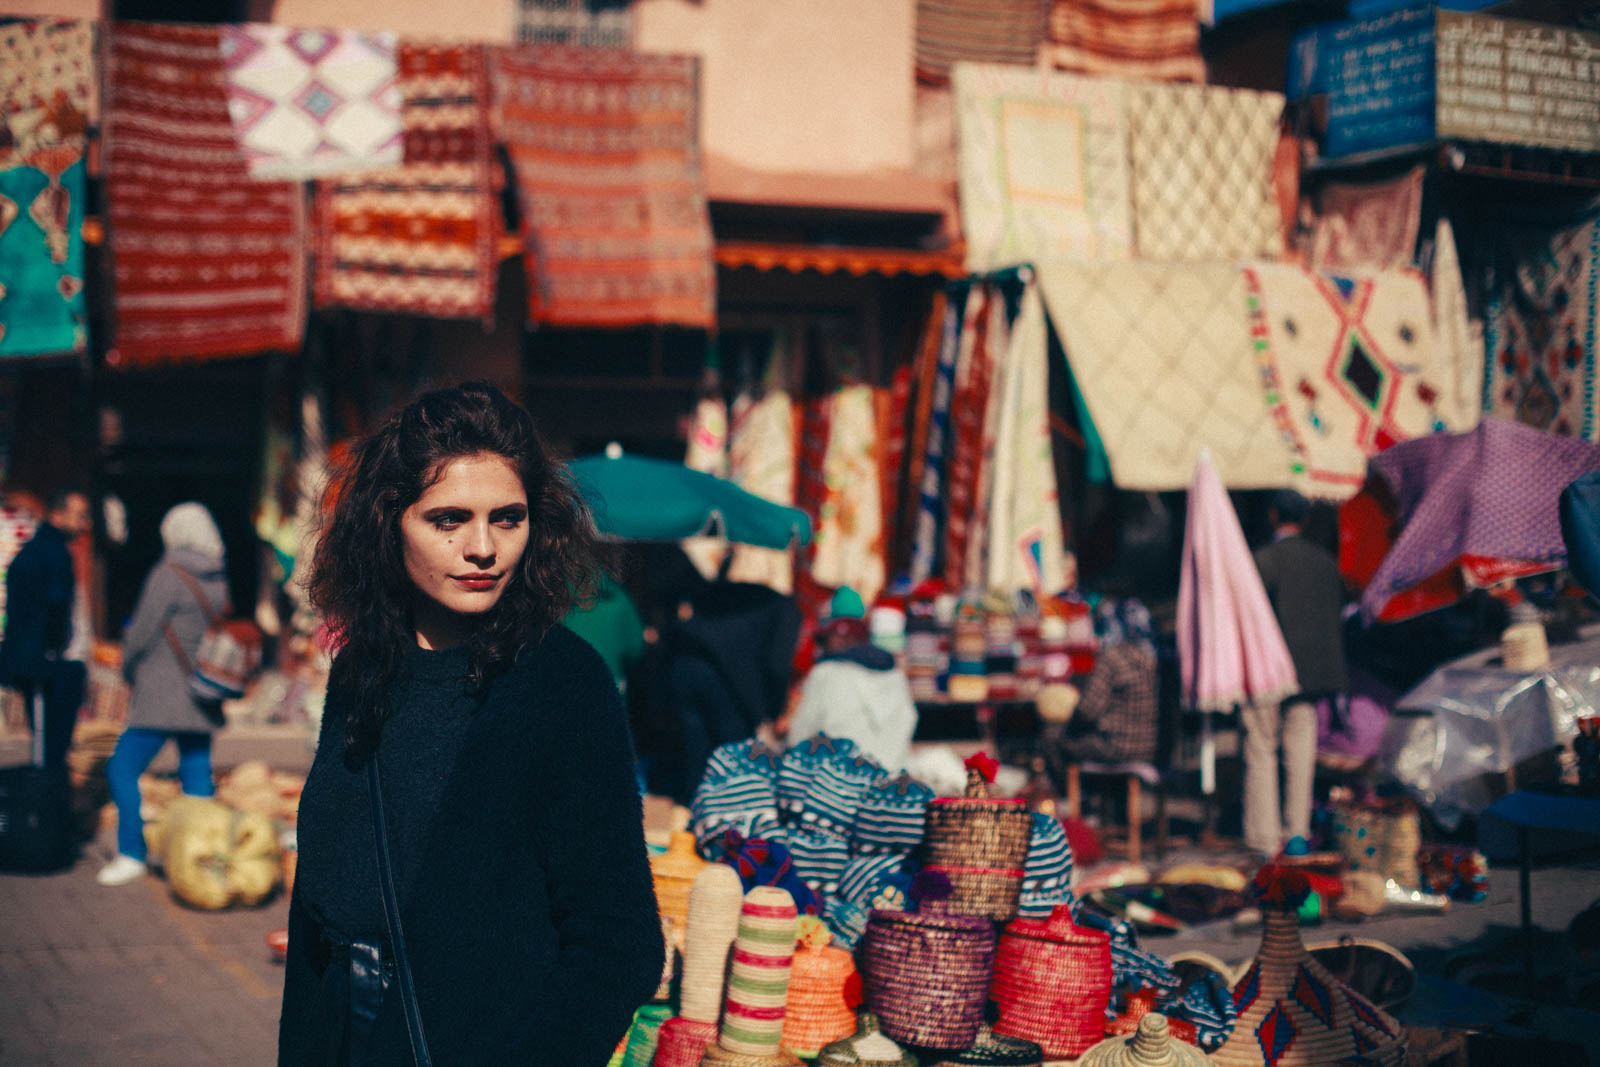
[1036,259,1298,491]
[954,62,1132,271]
[1127,81,1284,262]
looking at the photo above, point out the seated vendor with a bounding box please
[1041,596,1160,785]
[784,587,917,772]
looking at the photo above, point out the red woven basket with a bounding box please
[860,903,997,1049]
[989,905,1112,1060]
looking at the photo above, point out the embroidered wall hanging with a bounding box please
[494,46,715,329]
[1246,264,1466,499]
[106,23,306,364]
[1125,81,1284,262]
[1309,165,1424,274]
[0,18,92,357]
[1484,213,1599,441]
[515,0,631,49]
[1035,260,1297,491]
[953,62,1133,271]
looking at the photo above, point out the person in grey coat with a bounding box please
[98,503,230,887]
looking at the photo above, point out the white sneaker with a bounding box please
[96,855,148,887]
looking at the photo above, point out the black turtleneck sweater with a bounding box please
[280,626,663,1066]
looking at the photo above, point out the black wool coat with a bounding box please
[278,626,664,1066]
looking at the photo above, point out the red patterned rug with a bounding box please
[104,22,306,365]
[493,45,715,329]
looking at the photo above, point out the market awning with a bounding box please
[714,241,965,279]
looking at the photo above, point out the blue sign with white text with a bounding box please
[1289,3,1438,160]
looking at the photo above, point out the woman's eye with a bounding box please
[431,516,462,531]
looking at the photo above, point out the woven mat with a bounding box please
[1126,81,1283,262]
[1310,165,1424,274]
[1046,0,1206,83]
[954,63,1132,271]
[106,23,306,365]
[1247,264,1474,499]
[916,0,1049,85]
[494,46,715,328]
[1036,260,1297,491]
[220,25,402,179]
[1484,213,1600,441]
[312,43,498,320]
[0,18,92,356]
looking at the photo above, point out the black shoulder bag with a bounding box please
[367,759,435,1067]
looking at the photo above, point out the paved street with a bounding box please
[0,832,289,1067]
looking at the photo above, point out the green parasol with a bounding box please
[568,446,812,548]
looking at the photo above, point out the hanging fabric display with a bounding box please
[909,290,963,584]
[0,18,92,358]
[219,25,403,179]
[494,46,715,329]
[312,42,499,320]
[1246,264,1469,500]
[1428,217,1483,435]
[1309,165,1424,274]
[894,293,947,574]
[962,297,1012,594]
[945,289,1001,591]
[1124,81,1283,263]
[1035,260,1296,491]
[986,282,1065,596]
[1045,0,1207,84]
[812,384,887,606]
[953,63,1133,270]
[514,0,632,49]
[1483,213,1600,441]
[726,339,798,594]
[915,0,1050,85]
[682,391,731,580]
[106,22,307,364]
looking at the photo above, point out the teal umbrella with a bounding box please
[568,447,812,549]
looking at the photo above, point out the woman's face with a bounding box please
[400,452,530,648]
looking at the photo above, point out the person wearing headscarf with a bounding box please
[97,502,230,887]
[1041,596,1161,787]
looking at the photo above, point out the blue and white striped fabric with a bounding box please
[852,772,935,856]
[1163,969,1237,1052]
[777,733,860,819]
[700,738,783,790]
[801,753,887,834]
[689,772,782,849]
[822,896,871,950]
[786,825,853,896]
[909,288,966,583]
[1018,811,1076,918]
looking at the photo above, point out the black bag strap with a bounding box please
[367,758,434,1067]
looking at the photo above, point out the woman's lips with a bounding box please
[452,574,499,591]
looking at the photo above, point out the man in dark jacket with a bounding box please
[0,489,92,768]
[1250,489,1348,855]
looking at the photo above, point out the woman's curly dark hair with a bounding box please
[308,380,599,757]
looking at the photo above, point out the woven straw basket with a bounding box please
[815,1012,918,1067]
[782,920,859,1056]
[988,905,1112,1060]
[681,864,746,1024]
[923,768,1031,921]
[654,1018,719,1067]
[1076,1013,1212,1067]
[922,1024,1044,1066]
[654,830,711,937]
[860,902,997,1049]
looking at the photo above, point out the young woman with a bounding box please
[99,502,228,887]
[279,382,663,1066]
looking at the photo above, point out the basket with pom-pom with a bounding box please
[781,917,861,1056]
[1209,865,1406,1066]
[988,903,1112,1060]
[860,871,998,1049]
[922,755,1031,921]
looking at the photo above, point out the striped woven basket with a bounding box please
[860,902,997,1049]
[718,886,799,1058]
[923,768,1031,921]
[988,905,1112,1060]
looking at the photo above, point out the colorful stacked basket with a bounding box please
[706,886,802,1065]
[781,918,860,1056]
[860,899,997,1049]
[989,904,1113,1061]
[1210,867,1406,1066]
[922,766,1031,921]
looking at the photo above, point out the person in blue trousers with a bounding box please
[99,503,229,887]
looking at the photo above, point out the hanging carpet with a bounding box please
[915,0,1050,85]
[105,22,306,365]
[811,384,887,606]
[219,24,402,180]
[1246,264,1473,500]
[953,63,1132,271]
[1035,260,1297,491]
[494,46,715,329]
[0,17,91,357]
[1046,0,1207,84]
[1125,81,1283,262]
[1428,217,1484,435]
[1309,165,1424,274]
[514,0,632,49]
[910,286,970,584]
[726,341,798,594]
[312,43,498,320]
[1483,212,1600,441]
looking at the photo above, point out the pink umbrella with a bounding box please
[1177,451,1299,794]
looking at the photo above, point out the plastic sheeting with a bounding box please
[1383,625,1600,828]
